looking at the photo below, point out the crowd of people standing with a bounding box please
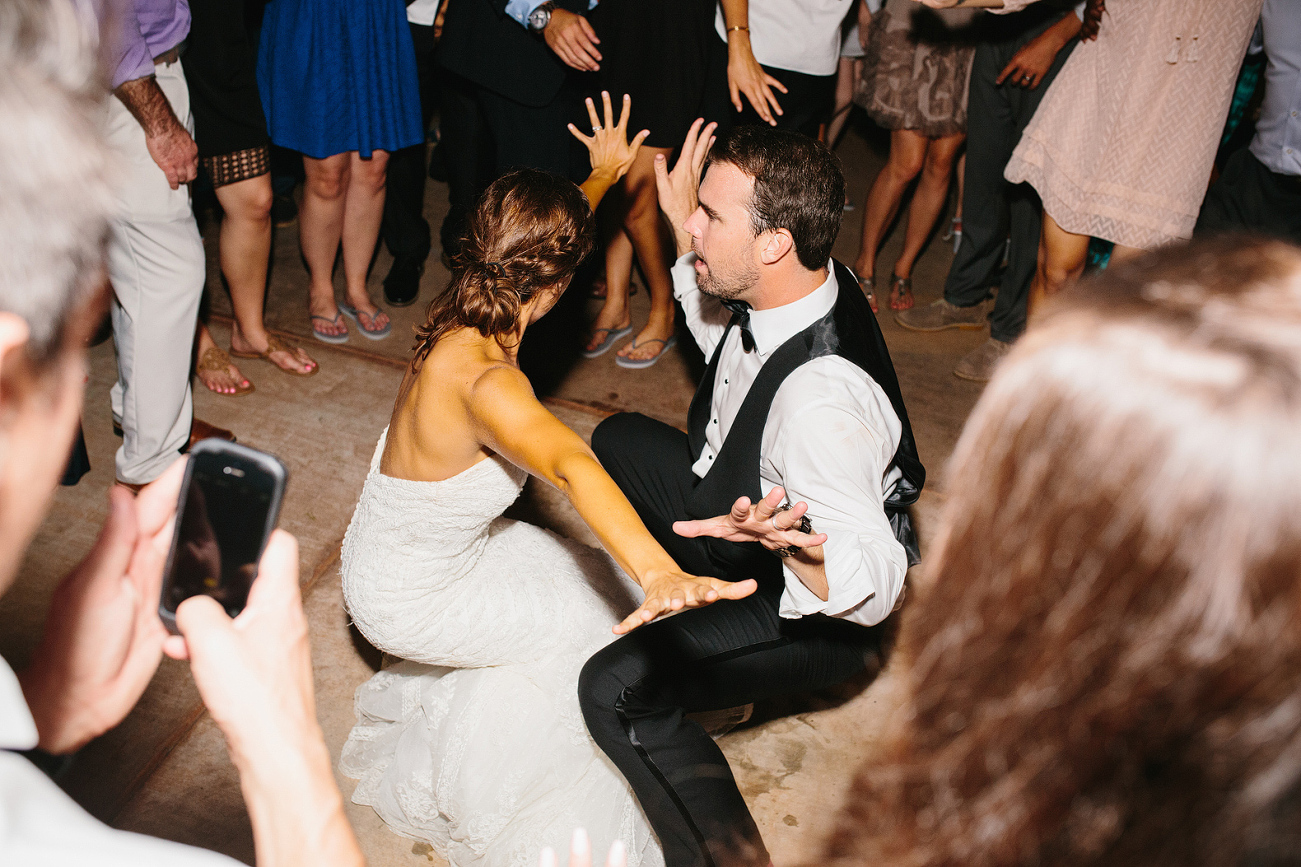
[2,1,1301,867]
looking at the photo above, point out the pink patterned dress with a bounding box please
[1001,0,1262,249]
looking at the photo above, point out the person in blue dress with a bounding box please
[258,0,423,344]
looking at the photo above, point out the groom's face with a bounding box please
[685,163,760,303]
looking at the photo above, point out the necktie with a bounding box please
[721,299,756,352]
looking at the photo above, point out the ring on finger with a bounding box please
[592,124,603,131]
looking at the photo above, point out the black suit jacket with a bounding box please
[438,0,589,108]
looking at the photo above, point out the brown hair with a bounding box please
[705,126,845,270]
[824,237,1301,867]
[412,168,594,368]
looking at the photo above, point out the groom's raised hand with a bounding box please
[653,118,717,258]
[615,570,756,635]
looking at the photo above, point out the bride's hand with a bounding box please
[540,828,626,867]
[616,570,757,635]
[569,91,650,186]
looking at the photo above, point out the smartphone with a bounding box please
[158,439,288,634]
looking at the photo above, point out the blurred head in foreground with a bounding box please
[825,237,1301,867]
[0,0,112,591]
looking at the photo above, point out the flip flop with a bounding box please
[229,333,319,376]
[581,323,633,358]
[196,346,254,396]
[311,312,349,344]
[615,335,677,370]
[338,301,392,340]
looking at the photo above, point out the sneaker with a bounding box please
[895,298,987,332]
[954,338,1013,383]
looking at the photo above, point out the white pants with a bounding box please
[106,58,205,485]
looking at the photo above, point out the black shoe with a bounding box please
[271,192,298,227]
[383,255,425,307]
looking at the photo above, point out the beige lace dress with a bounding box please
[1002,0,1263,249]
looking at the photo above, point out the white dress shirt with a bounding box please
[0,657,238,866]
[673,253,907,627]
[406,0,442,26]
[713,0,852,77]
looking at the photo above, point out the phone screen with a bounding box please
[164,451,276,618]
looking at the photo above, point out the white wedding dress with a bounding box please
[339,429,663,867]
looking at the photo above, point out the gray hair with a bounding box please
[0,0,114,364]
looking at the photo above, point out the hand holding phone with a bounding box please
[158,440,287,633]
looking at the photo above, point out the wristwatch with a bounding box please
[771,502,814,558]
[528,1,556,32]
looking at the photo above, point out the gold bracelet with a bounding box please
[726,25,749,32]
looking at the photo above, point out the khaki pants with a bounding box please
[105,57,205,485]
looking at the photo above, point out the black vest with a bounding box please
[685,261,925,565]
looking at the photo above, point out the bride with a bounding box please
[338,94,755,867]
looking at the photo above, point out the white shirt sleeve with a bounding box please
[762,359,907,627]
[2,752,243,867]
[670,252,730,359]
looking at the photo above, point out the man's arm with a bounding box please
[500,0,602,71]
[675,362,908,626]
[114,75,198,190]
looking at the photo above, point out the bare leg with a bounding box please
[194,320,250,395]
[301,152,350,339]
[825,57,861,150]
[1027,211,1089,316]
[218,174,316,374]
[340,150,391,332]
[586,219,635,352]
[615,146,678,363]
[855,128,928,282]
[891,132,965,309]
[1108,243,1145,264]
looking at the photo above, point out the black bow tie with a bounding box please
[721,299,756,352]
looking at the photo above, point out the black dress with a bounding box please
[587,0,715,150]
[184,0,271,185]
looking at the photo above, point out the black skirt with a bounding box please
[586,0,716,150]
[184,0,271,161]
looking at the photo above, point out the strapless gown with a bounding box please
[338,430,663,867]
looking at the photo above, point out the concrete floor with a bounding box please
[1,116,992,865]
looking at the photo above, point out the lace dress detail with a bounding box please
[1003,0,1262,249]
[339,430,663,867]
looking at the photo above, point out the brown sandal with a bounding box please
[889,273,915,311]
[230,333,319,377]
[197,346,254,396]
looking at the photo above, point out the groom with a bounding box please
[579,122,925,867]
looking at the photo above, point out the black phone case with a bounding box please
[157,439,288,634]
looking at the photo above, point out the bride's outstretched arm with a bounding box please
[468,366,756,632]
[570,91,650,211]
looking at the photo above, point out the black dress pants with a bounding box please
[582,413,883,867]
[382,21,439,264]
[1196,147,1301,245]
[944,15,1077,343]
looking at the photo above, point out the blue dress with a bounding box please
[257,0,423,159]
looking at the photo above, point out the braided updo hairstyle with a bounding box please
[412,168,595,368]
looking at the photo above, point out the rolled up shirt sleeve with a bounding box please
[671,252,730,359]
[764,359,907,627]
[106,1,154,89]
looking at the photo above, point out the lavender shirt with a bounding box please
[103,0,190,88]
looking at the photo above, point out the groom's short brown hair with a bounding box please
[706,127,845,271]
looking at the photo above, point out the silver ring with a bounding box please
[592,124,603,132]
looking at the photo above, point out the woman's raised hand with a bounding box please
[615,569,757,635]
[569,91,650,186]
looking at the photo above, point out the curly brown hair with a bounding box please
[411,169,594,368]
[823,237,1301,867]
